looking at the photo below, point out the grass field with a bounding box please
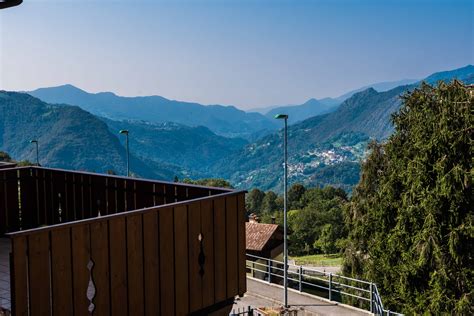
[290,254,343,267]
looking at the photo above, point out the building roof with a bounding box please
[246,222,282,252]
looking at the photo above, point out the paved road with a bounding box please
[231,277,369,316]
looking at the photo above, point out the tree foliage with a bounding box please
[246,188,266,214]
[288,186,348,255]
[261,191,279,215]
[343,81,473,314]
[0,151,12,162]
[182,178,233,189]
[288,183,306,210]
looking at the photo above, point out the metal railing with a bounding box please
[246,254,402,316]
[230,306,253,315]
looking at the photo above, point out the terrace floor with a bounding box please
[0,239,10,311]
[232,277,369,315]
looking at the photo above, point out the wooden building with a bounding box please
[246,221,284,282]
[0,166,246,315]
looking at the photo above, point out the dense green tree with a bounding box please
[288,183,306,210]
[0,151,34,166]
[261,191,279,214]
[16,160,34,167]
[314,224,338,254]
[246,188,266,215]
[343,81,473,314]
[288,186,348,256]
[0,151,12,162]
[182,178,233,188]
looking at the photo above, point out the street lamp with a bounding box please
[274,113,289,308]
[119,130,130,177]
[30,140,39,166]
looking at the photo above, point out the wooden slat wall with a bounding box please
[0,169,20,234]
[174,205,189,315]
[213,197,228,303]
[237,194,247,295]
[5,167,245,315]
[143,211,160,315]
[159,207,175,315]
[225,195,239,298]
[201,199,215,307]
[51,228,74,315]
[188,202,201,312]
[90,220,110,315]
[0,170,9,234]
[18,169,37,230]
[1,167,230,236]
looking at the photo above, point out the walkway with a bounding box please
[232,277,369,315]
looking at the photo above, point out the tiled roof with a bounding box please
[246,222,280,252]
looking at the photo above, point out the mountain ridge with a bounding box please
[29,85,278,139]
[0,91,183,180]
[212,65,474,191]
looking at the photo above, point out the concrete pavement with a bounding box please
[231,277,370,315]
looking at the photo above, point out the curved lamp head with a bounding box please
[0,0,23,9]
[119,130,129,135]
[274,114,289,120]
[30,140,38,144]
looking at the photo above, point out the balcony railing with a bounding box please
[1,166,247,315]
[246,254,402,316]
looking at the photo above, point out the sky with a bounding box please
[0,0,472,109]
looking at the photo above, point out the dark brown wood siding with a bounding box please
[6,166,246,315]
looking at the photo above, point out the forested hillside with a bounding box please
[213,65,474,192]
[103,118,247,173]
[0,91,181,179]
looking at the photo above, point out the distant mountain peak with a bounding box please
[96,91,118,97]
[52,84,86,92]
[303,98,319,105]
[423,64,474,84]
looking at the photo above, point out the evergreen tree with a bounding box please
[343,81,473,314]
[246,188,266,215]
[261,191,279,214]
[288,183,306,210]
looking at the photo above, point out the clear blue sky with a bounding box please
[0,0,472,109]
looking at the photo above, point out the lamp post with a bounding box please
[30,140,39,166]
[119,130,130,176]
[275,113,288,308]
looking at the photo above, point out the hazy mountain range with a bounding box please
[29,84,278,139]
[1,64,472,192]
[212,65,474,191]
[249,78,419,122]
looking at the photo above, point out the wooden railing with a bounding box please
[0,162,16,170]
[2,167,246,315]
[0,166,229,234]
